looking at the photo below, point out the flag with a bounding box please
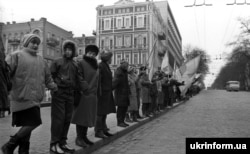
[148,48,159,81]
[180,55,201,77]
[161,52,172,74]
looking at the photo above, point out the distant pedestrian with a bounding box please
[1,34,57,154]
[138,66,152,117]
[95,50,116,138]
[71,45,100,147]
[50,40,87,153]
[126,65,139,122]
[113,59,130,127]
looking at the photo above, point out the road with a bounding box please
[93,90,250,154]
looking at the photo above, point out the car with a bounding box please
[226,81,240,92]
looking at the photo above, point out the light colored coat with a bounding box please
[6,49,56,112]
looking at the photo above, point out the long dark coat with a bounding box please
[97,61,116,115]
[112,66,130,107]
[139,73,151,104]
[71,56,99,127]
[0,60,8,110]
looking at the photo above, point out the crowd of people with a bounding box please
[0,33,190,154]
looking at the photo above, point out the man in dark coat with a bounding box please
[50,40,87,153]
[0,46,9,118]
[95,50,116,138]
[113,59,130,127]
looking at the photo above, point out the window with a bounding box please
[116,18,122,29]
[124,53,131,64]
[110,40,113,49]
[137,15,144,27]
[142,53,147,65]
[104,19,111,30]
[125,17,130,28]
[116,36,122,47]
[143,37,147,47]
[124,36,131,47]
[105,38,109,48]
[138,35,143,48]
[116,53,122,65]
[47,32,51,39]
[101,40,105,48]
[134,38,137,47]
[133,53,139,65]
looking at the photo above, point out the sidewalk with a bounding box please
[0,100,186,154]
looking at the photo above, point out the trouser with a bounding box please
[116,106,128,124]
[95,115,108,133]
[142,103,150,116]
[150,96,157,113]
[51,91,74,145]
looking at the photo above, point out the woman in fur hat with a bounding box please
[71,45,100,147]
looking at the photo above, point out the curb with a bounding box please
[74,99,188,154]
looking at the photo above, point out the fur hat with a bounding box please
[100,50,113,62]
[85,45,99,55]
[22,34,41,47]
[139,65,147,71]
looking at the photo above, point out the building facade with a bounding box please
[1,18,73,66]
[96,0,183,74]
[74,34,96,56]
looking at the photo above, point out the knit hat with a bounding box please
[100,50,113,62]
[128,65,136,73]
[22,34,41,47]
[85,45,99,55]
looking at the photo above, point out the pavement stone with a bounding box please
[0,101,184,154]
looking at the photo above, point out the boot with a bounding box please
[18,141,30,154]
[0,111,4,118]
[82,136,94,146]
[75,137,88,148]
[132,111,138,122]
[125,113,133,123]
[1,135,20,154]
[95,131,107,139]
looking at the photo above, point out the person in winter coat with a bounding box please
[138,66,152,117]
[50,40,88,153]
[71,45,99,148]
[2,34,57,154]
[113,59,130,127]
[0,56,9,118]
[95,50,116,138]
[125,65,139,123]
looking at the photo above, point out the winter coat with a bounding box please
[71,55,99,127]
[5,48,57,112]
[0,59,8,110]
[50,40,83,91]
[97,61,116,115]
[113,66,130,107]
[128,74,138,111]
[139,73,151,104]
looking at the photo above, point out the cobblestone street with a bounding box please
[93,90,250,154]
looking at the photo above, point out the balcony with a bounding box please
[8,39,21,45]
[46,38,59,47]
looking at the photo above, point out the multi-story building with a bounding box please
[0,18,73,65]
[96,0,183,74]
[74,34,96,56]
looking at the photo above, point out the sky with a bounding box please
[0,0,249,86]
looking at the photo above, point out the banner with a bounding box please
[181,55,201,77]
[161,52,172,74]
